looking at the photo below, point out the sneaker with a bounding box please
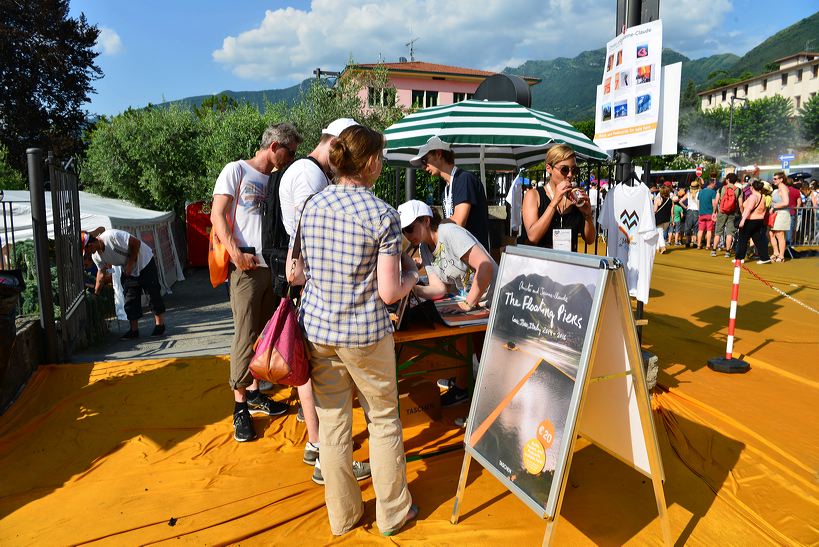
[121,330,139,340]
[246,393,289,416]
[303,441,319,465]
[150,324,166,337]
[441,385,470,407]
[311,459,372,485]
[296,405,305,423]
[454,417,467,428]
[436,377,456,390]
[756,259,771,264]
[724,251,731,258]
[710,250,717,257]
[233,409,257,442]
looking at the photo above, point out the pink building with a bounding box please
[339,61,540,111]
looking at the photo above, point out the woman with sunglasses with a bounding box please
[519,144,596,251]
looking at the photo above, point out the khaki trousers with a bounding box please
[308,335,412,535]
[228,267,275,390]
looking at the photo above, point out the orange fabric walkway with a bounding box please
[1,250,817,545]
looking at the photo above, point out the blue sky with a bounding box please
[70,1,818,116]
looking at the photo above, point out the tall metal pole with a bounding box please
[727,100,735,157]
[27,148,58,363]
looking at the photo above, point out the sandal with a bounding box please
[382,504,419,536]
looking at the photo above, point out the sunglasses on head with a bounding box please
[552,165,580,177]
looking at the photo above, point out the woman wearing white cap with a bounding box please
[398,200,497,312]
[398,199,497,407]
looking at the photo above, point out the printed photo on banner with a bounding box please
[614,100,628,119]
[606,54,614,72]
[601,103,612,121]
[616,49,623,66]
[620,71,630,88]
[636,43,649,58]
[636,94,652,114]
[466,252,600,512]
[636,65,654,85]
[603,77,611,95]
[614,72,620,91]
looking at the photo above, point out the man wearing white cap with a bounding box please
[410,137,490,250]
[279,118,359,237]
[278,117,370,484]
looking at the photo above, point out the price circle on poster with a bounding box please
[695,166,703,177]
[537,419,556,450]
[523,438,547,475]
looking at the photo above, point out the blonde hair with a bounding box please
[545,144,576,167]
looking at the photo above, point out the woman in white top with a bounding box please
[681,178,701,247]
[769,171,790,262]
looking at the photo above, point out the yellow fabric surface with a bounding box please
[1,250,817,545]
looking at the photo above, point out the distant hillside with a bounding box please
[155,79,312,111]
[503,48,737,121]
[725,11,819,79]
[156,11,817,122]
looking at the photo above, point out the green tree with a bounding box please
[194,94,239,118]
[80,106,202,214]
[0,143,26,190]
[681,80,699,110]
[732,95,794,162]
[0,0,102,171]
[570,119,595,140]
[800,94,819,147]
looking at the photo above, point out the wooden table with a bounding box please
[394,321,487,387]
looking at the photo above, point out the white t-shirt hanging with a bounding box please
[599,184,658,304]
[212,160,269,267]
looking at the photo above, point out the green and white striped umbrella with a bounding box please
[384,99,608,170]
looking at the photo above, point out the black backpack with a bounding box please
[261,156,325,296]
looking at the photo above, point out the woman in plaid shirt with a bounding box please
[293,125,420,537]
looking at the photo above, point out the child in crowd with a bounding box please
[671,191,685,246]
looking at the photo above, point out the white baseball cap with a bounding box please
[397,200,433,229]
[321,118,359,137]
[409,136,451,166]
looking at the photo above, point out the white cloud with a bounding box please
[213,0,742,84]
[96,27,124,56]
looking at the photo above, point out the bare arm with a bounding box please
[377,252,419,305]
[460,245,494,309]
[413,269,448,301]
[210,194,257,271]
[521,186,557,244]
[450,202,471,227]
[94,268,106,295]
[124,236,141,276]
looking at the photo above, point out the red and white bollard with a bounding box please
[708,259,751,373]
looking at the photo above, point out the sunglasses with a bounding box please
[279,143,298,158]
[552,165,580,177]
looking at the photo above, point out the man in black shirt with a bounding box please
[410,137,490,250]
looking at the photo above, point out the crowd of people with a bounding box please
[102,115,811,537]
[645,172,819,263]
[207,122,503,537]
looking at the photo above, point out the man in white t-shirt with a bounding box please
[279,118,358,237]
[82,228,166,339]
[211,123,303,443]
[278,117,372,484]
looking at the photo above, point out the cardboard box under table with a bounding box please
[393,321,486,389]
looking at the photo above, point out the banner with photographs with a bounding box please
[464,248,604,517]
[593,19,663,151]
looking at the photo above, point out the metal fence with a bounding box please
[48,162,87,356]
[793,206,818,247]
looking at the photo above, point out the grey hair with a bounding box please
[259,123,302,151]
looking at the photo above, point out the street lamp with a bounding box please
[727,96,748,158]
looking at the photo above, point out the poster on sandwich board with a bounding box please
[463,247,606,517]
[594,19,663,151]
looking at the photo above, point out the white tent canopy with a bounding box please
[2,190,184,295]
